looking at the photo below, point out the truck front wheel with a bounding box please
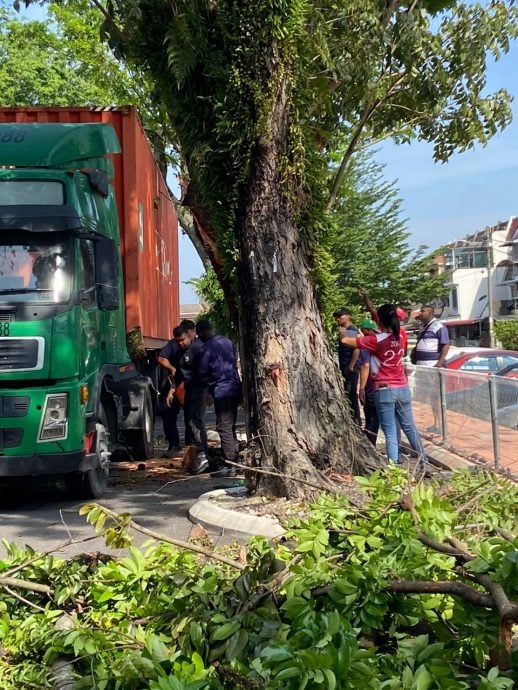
[65,414,111,499]
[128,393,154,460]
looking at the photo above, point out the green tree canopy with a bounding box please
[322,152,447,320]
[0,1,173,151]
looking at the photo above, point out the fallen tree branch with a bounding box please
[418,533,471,562]
[89,505,246,571]
[446,536,518,622]
[227,460,336,492]
[399,494,518,624]
[456,486,496,515]
[472,573,518,623]
[387,580,495,608]
[0,576,52,596]
[493,527,516,543]
[226,460,365,507]
[4,534,101,579]
[2,584,47,612]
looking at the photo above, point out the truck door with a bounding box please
[78,239,100,400]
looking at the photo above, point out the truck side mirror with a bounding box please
[95,238,120,311]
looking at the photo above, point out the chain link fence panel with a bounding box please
[407,365,518,474]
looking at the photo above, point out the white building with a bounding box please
[438,217,518,346]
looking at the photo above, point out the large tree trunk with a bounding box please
[234,71,376,499]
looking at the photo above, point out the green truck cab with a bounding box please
[0,122,156,498]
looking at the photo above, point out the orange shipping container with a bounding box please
[0,106,180,349]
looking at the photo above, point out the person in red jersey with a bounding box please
[341,304,424,464]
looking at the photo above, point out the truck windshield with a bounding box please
[0,232,72,303]
[0,180,64,205]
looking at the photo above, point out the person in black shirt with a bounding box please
[171,322,209,473]
[157,319,195,457]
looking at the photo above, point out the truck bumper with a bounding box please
[0,451,97,477]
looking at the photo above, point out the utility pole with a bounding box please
[486,225,496,348]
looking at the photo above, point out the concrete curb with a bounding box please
[422,439,475,471]
[188,486,285,539]
[188,439,487,540]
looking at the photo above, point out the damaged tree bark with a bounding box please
[234,66,377,499]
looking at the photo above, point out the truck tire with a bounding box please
[65,411,111,499]
[128,393,154,460]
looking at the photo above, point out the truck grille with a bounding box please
[0,312,13,322]
[0,337,44,371]
[0,428,23,449]
[0,397,29,417]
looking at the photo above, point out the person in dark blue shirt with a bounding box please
[196,319,242,479]
[333,307,361,425]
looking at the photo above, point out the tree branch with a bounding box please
[90,505,246,571]
[0,576,52,596]
[325,0,427,212]
[88,0,126,43]
[4,535,101,579]
[388,579,495,608]
[2,584,47,612]
[325,99,376,212]
[399,494,518,622]
[168,177,211,268]
[226,459,356,501]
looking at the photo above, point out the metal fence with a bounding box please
[407,365,518,474]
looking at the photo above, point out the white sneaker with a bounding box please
[189,452,209,475]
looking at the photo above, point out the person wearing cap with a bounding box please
[358,318,380,446]
[333,307,361,426]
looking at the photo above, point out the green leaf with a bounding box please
[414,665,433,690]
[225,628,248,660]
[322,668,336,690]
[211,621,241,641]
[275,666,300,680]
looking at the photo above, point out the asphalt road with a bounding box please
[0,409,248,559]
[0,451,239,560]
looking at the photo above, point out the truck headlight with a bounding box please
[39,394,68,441]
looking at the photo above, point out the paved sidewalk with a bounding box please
[412,401,517,475]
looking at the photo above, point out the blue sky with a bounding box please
[9,1,518,303]
[376,40,518,252]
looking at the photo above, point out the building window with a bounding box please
[446,248,488,269]
[451,286,458,312]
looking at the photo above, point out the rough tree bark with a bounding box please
[234,64,377,499]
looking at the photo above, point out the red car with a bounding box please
[443,349,518,393]
[445,349,518,373]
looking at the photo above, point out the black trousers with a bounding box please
[157,387,181,446]
[342,368,361,426]
[363,393,379,446]
[214,395,240,462]
[184,383,208,453]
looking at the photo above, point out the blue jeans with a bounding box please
[374,386,424,463]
